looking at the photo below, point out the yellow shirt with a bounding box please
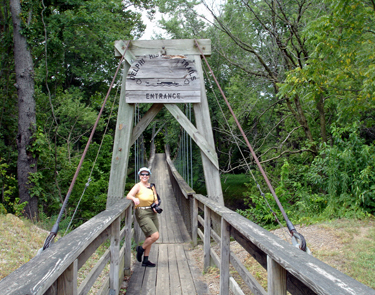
[135,183,155,208]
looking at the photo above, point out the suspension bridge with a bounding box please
[0,39,374,295]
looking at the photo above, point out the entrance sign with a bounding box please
[107,39,224,210]
[125,54,201,103]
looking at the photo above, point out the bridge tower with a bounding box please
[106,39,223,208]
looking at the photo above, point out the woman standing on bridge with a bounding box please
[127,167,160,267]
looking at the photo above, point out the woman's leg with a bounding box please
[142,231,159,256]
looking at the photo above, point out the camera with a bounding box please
[151,202,163,214]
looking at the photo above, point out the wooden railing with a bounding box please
[0,199,133,295]
[165,154,375,295]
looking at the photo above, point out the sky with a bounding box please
[138,1,225,40]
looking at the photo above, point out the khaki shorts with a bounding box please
[135,208,159,237]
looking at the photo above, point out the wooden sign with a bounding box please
[125,54,201,103]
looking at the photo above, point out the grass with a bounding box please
[0,213,48,280]
[0,213,114,294]
[313,219,375,288]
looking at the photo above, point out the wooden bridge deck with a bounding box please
[126,154,209,295]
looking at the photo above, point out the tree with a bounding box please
[10,0,38,219]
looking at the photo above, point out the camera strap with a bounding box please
[149,183,161,205]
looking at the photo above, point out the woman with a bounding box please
[126,167,159,267]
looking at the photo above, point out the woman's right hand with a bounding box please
[133,197,140,206]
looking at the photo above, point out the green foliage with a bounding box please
[0,160,19,215]
[221,174,249,209]
[12,198,28,217]
[307,124,375,217]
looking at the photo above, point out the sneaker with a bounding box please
[136,246,144,262]
[142,260,156,267]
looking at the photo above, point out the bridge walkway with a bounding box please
[126,154,208,295]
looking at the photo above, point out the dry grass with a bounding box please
[0,214,112,294]
[189,218,375,294]
[0,213,48,279]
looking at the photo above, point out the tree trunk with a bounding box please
[10,0,38,219]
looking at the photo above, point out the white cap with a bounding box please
[138,167,151,175]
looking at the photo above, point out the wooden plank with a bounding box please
[126,263,145,295]
[204,205,211,272]
[126,56,200,80]
[230,250,267,295]
[107,60,134,208]
[193,194,234,216]
[193,55,224,205]
[164,103,219,169]
[131,104,164,145]
[231,226,268,269]
[230,277,246,295]
[168,245,182,295]
[268,256,287,295]
[124,206,133,276]
[183,245,209,295]
[114,39,211,57]
[150,153,168,244]
[164,183,177,244]
[77,227,110,269]
[127,78,201,91]
[57,259,78,295]
[109,217,120,294]
[141,244,158,295]
[97,276,109,295]
[220,218,230,295]
[175,244,196,295]
[170,196,191,243]
[114,40,136,64]
[192,198,198,246]
[156,244,170,295]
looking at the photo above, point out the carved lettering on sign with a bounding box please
[146,93,181,100]
[129,58,146,80]
[126,55,201,103]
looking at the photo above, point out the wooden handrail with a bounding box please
[165,157,375,295]
[0,199,133,295]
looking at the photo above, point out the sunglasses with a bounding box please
[140,173,150,176]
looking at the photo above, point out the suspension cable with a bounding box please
[41,41,131,251]
[202,67,291,241]
[195,39,307,251]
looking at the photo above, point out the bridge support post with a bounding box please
[267,256,286,295]
[107,60,134,209]
[193,55,224,206]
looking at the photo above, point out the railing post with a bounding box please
[54,259,78,295]
[110,216,121,294]
[220,218,230,295]
[267,256,286,295]
[124,205,132,276]
[204,205,211,272]
[192,197,198,246]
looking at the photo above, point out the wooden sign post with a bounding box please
[107,39,224,208]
